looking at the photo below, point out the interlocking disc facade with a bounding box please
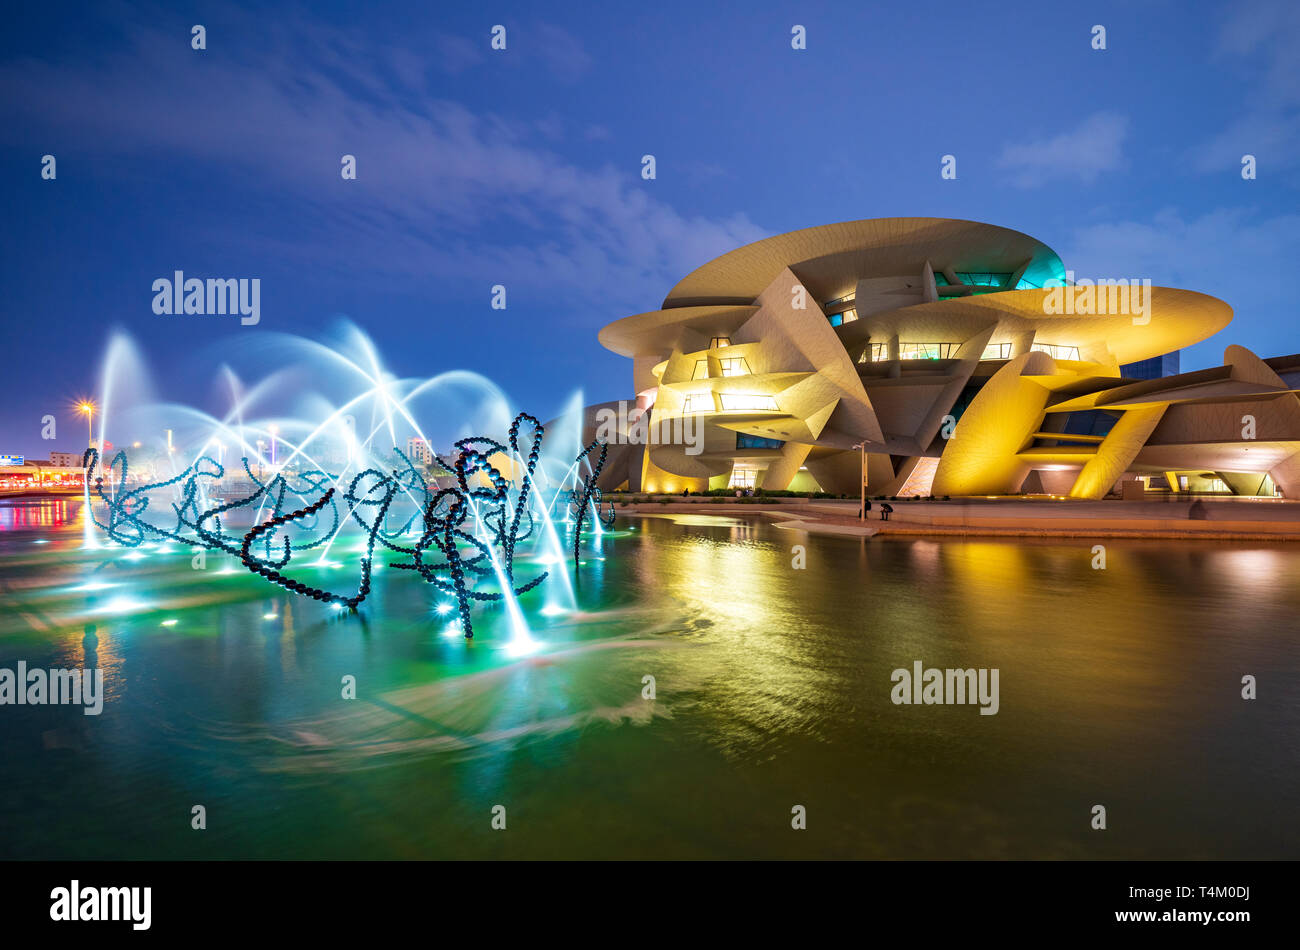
[589,217,1300,499]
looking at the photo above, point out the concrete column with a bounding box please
[761,442,813,490]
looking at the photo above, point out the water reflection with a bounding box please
[1,500,1297,859]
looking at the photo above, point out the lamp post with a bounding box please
[852,441,866,520]
[269,425,278,468]
[78,401,96,450]
[256,439,265,479]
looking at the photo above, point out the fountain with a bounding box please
[77,321,613,642]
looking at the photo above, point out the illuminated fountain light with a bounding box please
[160,619,178,627]
[70,581,115,593]
[263,613,278,620]
[98,595,149,615]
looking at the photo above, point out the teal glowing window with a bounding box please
[933,271,949,286]
[737,433,784,450]
[1015,277,1041,289]
[956,272,1011,287]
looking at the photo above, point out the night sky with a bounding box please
[2,0,1297,456]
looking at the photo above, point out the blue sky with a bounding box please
[1,0,1298,455]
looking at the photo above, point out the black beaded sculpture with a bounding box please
[82,413,610,638]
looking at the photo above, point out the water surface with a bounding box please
[0,499,1295,859]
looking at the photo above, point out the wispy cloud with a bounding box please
[1189,0,1300,174]
[1063,207,1300,285]
[0,11,764,316]
[997,112,1128,187]
[1061,206,1300,364]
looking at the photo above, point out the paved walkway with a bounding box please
[616,497,1300,540]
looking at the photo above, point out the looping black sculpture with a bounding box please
[82,415,613,640]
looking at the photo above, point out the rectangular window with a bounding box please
[858,342,890,363]
[682,393,713,413]
[898,342,959,360]
[980,342,1012,360]
[737,433,784,449]
[693,360,709,380]
[956,272,1012,288]
[719,393,779,412]
[1031,343,1081,360]
[719,357,750,377]
[728,468,757,489]
[709,337,731,349]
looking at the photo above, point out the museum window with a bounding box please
[728,468,757,489]
[719,393,779,411]
[1031,342,1081,360]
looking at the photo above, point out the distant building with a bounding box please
[48,451,83,467]
[0,459,85,488]
[405,437,434,466]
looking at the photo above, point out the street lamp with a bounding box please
[268,425,278,468]
[78,401,96,450]
[852,441,866,520]
[256,439,265,479]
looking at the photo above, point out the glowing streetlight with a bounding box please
[269,424,278,467]
[78,401,96,450]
